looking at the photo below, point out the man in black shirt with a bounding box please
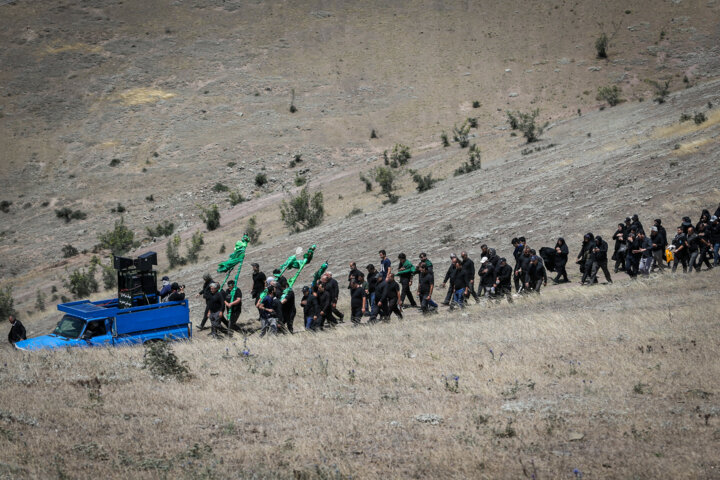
[349,278,366,324]
[441,254,458,305]
[451,260,469,308]
[634,231,654,276]
[365,264,379,318]
[524,256,547,292]
[671,226,689,273]
[168,283,186,302]
[460,251,479,302]
[396,253,418,308]
[650,224,667,273]
[416,263,436,313]
[7,315,26,344]
[709,216,720,266]
[478,257,496,297]
[377,272,402,321]
[586,235,612,285]
[250,263,266,301]
[206,283,224,338]
[515,247,533,291]
[480,245,500,269]
[197,273,214,330]
[686,226,701,273]
[694,222,713,271]
[222,280,242,334]
[492,258,513,303]
[316,283,331,330]
[347,262,362,289]
[321,273,344,324]
[612,223,627,273]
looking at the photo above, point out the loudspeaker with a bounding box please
[134,251,158,271]
[113,255,134,270]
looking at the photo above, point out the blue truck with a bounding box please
[15,251,192,351]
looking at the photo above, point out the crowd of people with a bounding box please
[184,204,719,338]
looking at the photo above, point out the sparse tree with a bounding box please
[0,285,16,320]
[97,218,135,255]
[246,215,262,245]
[374,166,398,204]
[280,187,325,233]
[199,204,220,231]
[597,85,622,107]
[453,121,471,148]
[506,109,544,143]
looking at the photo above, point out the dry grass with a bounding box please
[1,272,719,478]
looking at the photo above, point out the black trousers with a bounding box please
[467,281,479,301]
[553,262,568,282]
[443,284,455,303]
[399,277,417,306]
[380,300,403,320]
[199,304,210,328]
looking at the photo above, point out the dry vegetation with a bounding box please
[1,273,719,478]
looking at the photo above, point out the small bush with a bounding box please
[101,263,116,290]
[246,215,262,245]
[0,285,17,320]
[370,129,378,139]
[143,342,190,381]
[595,32,608,58]
[694,112,707,125]
[646,79,670,104]
[0,201,11,213]
[62,244,79,258]
[109,158,121,167]
[597,85,622,106]
[229,191,245,206]
[280,187,325,233]
[97,218,135,255]
[374,167,398,204]
[166,234,186,269]
[467,117,477,128]
[145,194,154,202]
[212,182,229,193]
[289,89,297,113]
[679,113,692,122]
[441,132,450,147]
[294,175,307,186]
[289,154,303,168]
[359,173,373,192]
[146,220,175,239]
[347,207,363,218]
[255,173,268,187]
[55,208,87,223]
[219,243,226,254]
[506,109,544,143]
[65,267,99,299]
[35,290,46,312]
[390,144,411,166]
[199,204,220,231]
[472,100,481,108]
[186,231,204,264]
[455,144,482,175]
[412,171,439,193]
[110,203,126,213]
[453,121,471,148]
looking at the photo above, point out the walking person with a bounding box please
[524,255,547,293]
[686,226,701,273]
[460,251,479,302]
[206,283,225,339]
[634,231,654,276]
[451,260,469,309]
[612,223,627,273]
[365,264,380,319]
[196,273,215,330]
[649,225,667,273]
[349,278,366,325]
[396,253,418,308]
[258,285,281,337]
[492,258,513,303]
[671,226,689,273]
[478,257,496,297]
[441,254,458,305]
[416,262,437,313]
[551,238,569,283]
[223,280,242,334]
[376,273,402,321]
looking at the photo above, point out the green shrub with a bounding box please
[212,182,229,193]
[597,85,622,106]
[166,234,186,269]
[145,194,154,202]
[65,267,99,298]
[55,208,87,223]
[62,244,79,258]
[455,144,482,175]
[199,204,220,231]
[0,201,11,213]
[0,286,16,320]
[441,132,450,147]
[186,232,204,264]
[110,203,126,213]
[370,129,378,139]
[294,175,307,186]
[595,32,608,58]
[472,100,481,108]
[412,172,438,193]
[390,144,411,166]
[289,154,303,168]
[35,290,46,312]
[506,109,544,143]
[109,158,121,167]
[467,117,477,128]
[694,112,707,125]
[280,187,325,233]
[347,207,363,218]
[143,341,190,381]
[101,263,116,290]
[97,218,135,255]
[255,173,268,187]
[359,173,373,192]
[229,191,245,206]
[374,167,398,204]
[146,220,175,238]
[646,79,670,104]
[680,113,692,122]
[453,121,471,148]
[246,215,262,245]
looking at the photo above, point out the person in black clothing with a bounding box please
[7,315,26,344]
[206,283,225,338]
[418,252,433,273]
[681,216,693,234]
[349,278,366,324]
[316,282,331,329]
[525,255,547,292]
[671,226,689,273]
[396,253,418,308]
[492,258,513,303]
[709,216,720,266]
[377,273,402,321]
[576,233,595,278]
[552,238,569,283]
[634,231,654,276]
[460,251,479,301]
[222,280,242,334]
[365,264,380,318]
[478,257,495,297]
[416,263,436,313]
[347,262,362,289]
[514,246,533,292]
[197,273,214,330]
[650,221,667,272]
[304,286,321,331]
[279,283,296,333]
[480,245,500,269]
[321,273,344,324]
[686,226,702,274]
[451,260,469,308]
[250,263,266,301]
[258,285,282,337]
[441,254,458,305]
[624,229,640,277]
[695,222,714,271]
[587,235,612,284]
[167,283,186,302]
[630,214,644,234]
[612,224,627,273]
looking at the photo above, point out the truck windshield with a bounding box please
[52,315,86,339]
